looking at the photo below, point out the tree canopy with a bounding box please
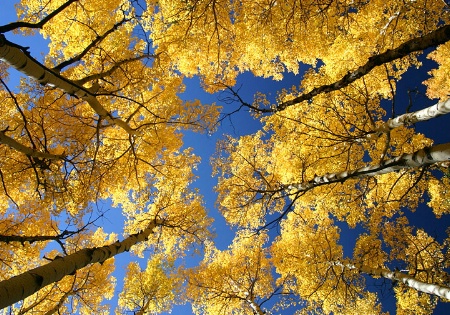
[1,0,450,314]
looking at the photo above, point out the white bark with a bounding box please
[339,262,450,300]
[0,35,135,135]
[287,142,450,191]
[246,299,266,315]
[230,280,266,314]
[0,220,161,310]
[369,98,450,136]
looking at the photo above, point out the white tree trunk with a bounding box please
[0,220,161,309]
[230,279,266,314]
[340,262,450,300]
[246,298,266,315]
[0,35,134,135]
[288,142,450,191]
[368,98,450,136]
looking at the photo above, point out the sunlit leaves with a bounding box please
[145,0,449,91]
[7,228,117,315]
[426,42,450,100]
[117,257,178,315]
[1,0,450,313]
[185,231,276,315]
[213,132,285,228]
[272,213,385,314]
[0,0,219,312]
[427,176,450,217]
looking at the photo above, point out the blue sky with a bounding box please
[2,1,450,314]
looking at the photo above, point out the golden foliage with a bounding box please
[117,257,179,314]
[0,0,450,313]
[185,232,276,315]
[426,42,450,100]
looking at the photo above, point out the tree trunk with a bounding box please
[0,220,161,309]
[287,142,450,191]
[369,98,450,136]
[135,298,151,315]
[344,262,450,300]
[0,35,135,135]
[246,298,266,315]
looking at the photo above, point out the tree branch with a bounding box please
[0,219,162,309]
[52,16,131,72]
[0,35,135,134]
[0,0,78,33]
[258,24,450,112]
[286,142,450,192]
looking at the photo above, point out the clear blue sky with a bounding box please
[1,2,450,314]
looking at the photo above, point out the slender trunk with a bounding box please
[0,220,161,309]
[287,142,450,191]
[229,279,266,314]
[0,35,135,135]
[368,98,450,136]
[246,298,266,315]
[340,262,450,300]
[135,298,151,315]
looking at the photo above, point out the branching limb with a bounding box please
[0,0,78,33]
[52,16,131,72]
[253,25,450,112]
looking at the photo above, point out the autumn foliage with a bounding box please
[1,0,450,314]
